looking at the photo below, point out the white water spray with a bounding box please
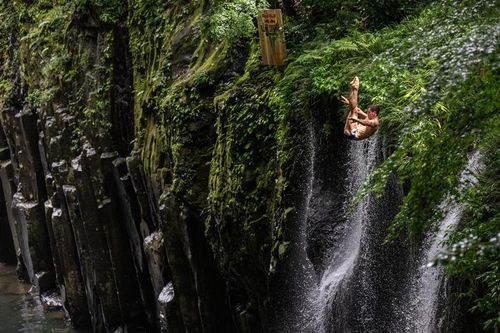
[277,123,318,333]
[312,137,380,332]
[403,151,482,332]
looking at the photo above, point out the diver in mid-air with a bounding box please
[342,76,380,140]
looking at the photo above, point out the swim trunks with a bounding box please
[344,129,357,140]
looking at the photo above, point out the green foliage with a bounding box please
[433,69,500,330]
[128,0,268,184]
[128,0,179,115]
[205,0,268,43]
[74,0,127,23]
[275,0,498,241]
[0,0,130,153]
[207,54,278,274]
[290,0,430,41]
[0,2,17,104]
[16,2,72,104]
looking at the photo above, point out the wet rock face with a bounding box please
[0,101,172,331]
[305,99,351,275]
[0,4,159,332]
[1,106,236,332]
[0,2,245,332]
[110,25,135,157]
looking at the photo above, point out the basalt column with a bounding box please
[1,100,56,290]
[0,126,16,264]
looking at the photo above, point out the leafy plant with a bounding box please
[206,0,268,43]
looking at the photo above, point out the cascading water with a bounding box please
[276,112,481,333]
[276,119,390,333]
[313,137,380,332]
[279,130,483,333]
[403,205,464,333]
[272,123,318,333]
[401,151,482,333]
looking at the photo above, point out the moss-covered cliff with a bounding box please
[0,0,498,332]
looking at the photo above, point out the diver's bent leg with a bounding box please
[349,77,359,109]
[344,76,360,136]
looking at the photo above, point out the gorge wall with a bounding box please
[0,0,298,331]
[0,0,498,332]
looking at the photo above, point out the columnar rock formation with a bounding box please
[0,0,297,331]
[1,1,496,332]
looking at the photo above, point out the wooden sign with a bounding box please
[257,9,287,65]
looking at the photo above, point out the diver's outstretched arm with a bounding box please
[348,116,379,128]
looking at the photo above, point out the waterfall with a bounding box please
[323,138,380,332]
[404,205,464,333]
[276,114,482,333]
[280,127,481,333]
[305,136,380,332]
[401,151,482,333]
[287,123,320,332]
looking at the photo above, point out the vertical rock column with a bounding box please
[69,146,126,330]
[0,139,25,275]
[41,106,91,327]
[45,182,90,326]
[159,188,236,333]
[160,190,201,333]
[100,151,153,331]
[0,126,16,264]
[1,103,55,290]
[47,144,153,332]
[111,154,166,332]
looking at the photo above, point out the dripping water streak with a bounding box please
[277,123,318,333]
[404,151,482,332]
[292,123,319,331]
[313,136,379,332]
[413,205,464,332]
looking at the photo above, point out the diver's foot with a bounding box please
[350,76,359,89]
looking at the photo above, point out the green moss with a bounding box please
[3,0,498,328]
[435,68,500,330]
[1,0,127,154]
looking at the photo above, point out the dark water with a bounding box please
[0,263,75,333]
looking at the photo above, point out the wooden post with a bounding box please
[257,9,287,65]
